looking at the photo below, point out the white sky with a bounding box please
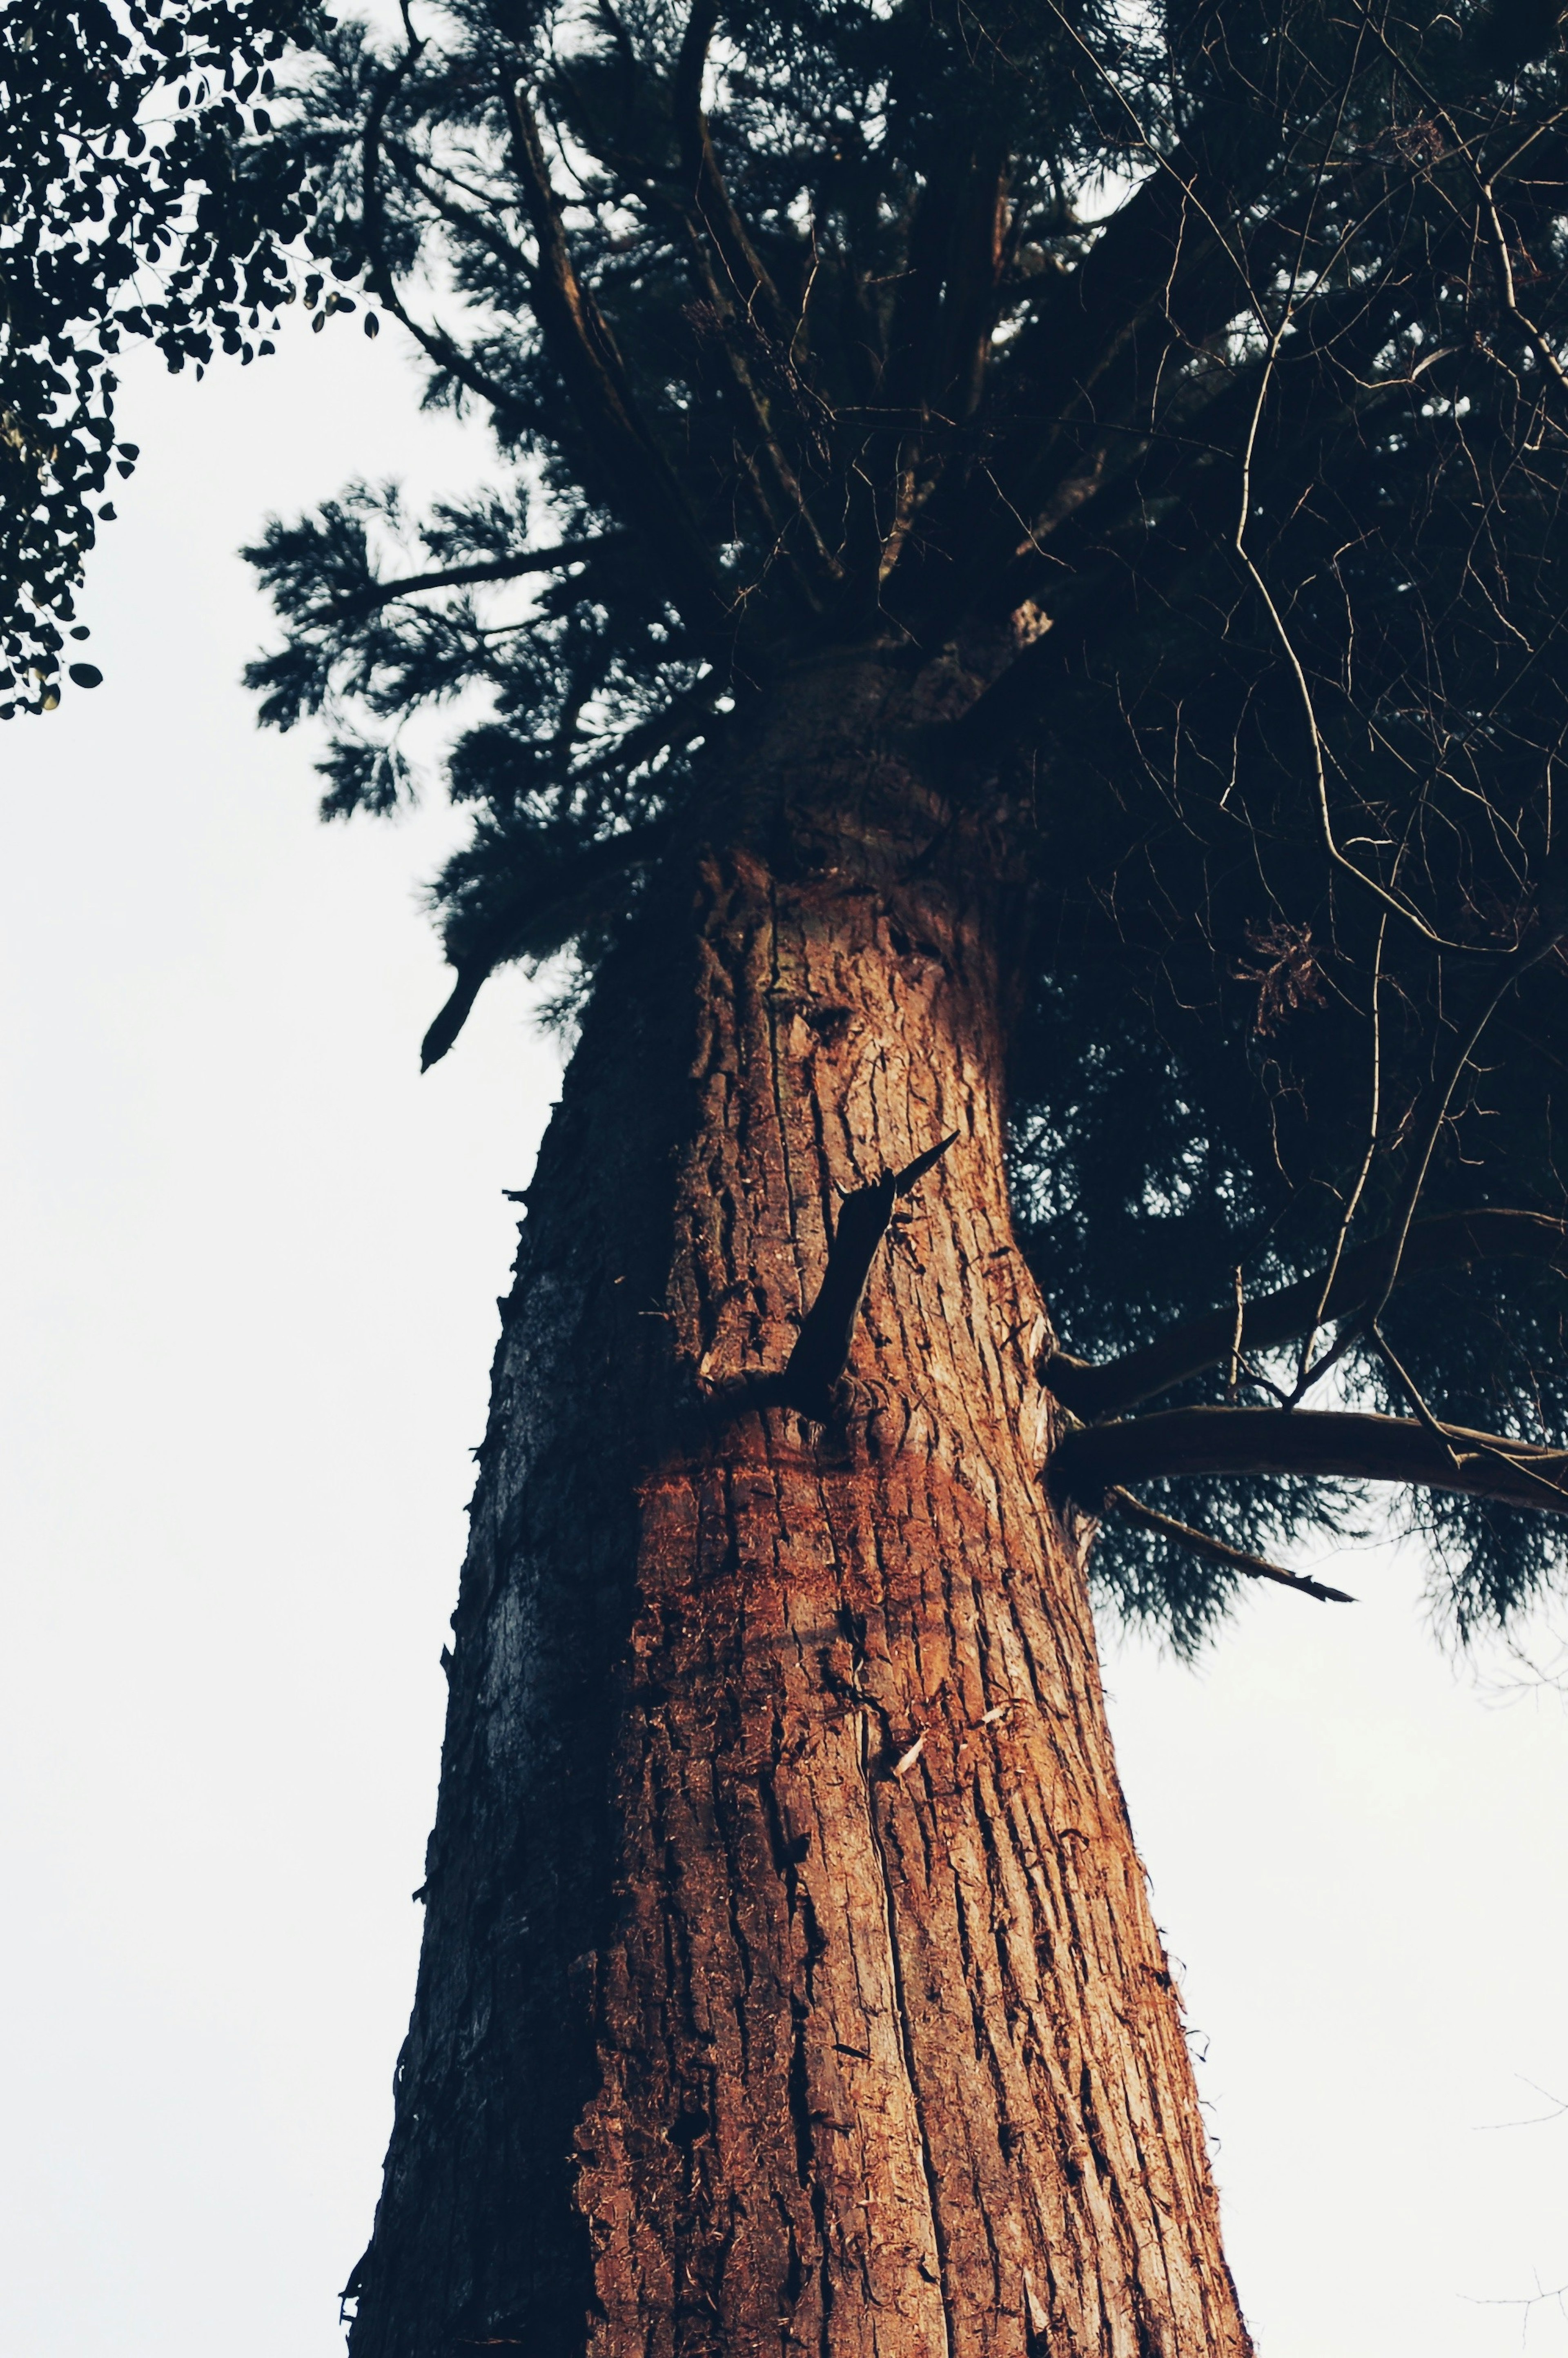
[2,316,1566,2358]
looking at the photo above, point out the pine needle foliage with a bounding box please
[246,0,1568,1646]
[23,0,1568,1645]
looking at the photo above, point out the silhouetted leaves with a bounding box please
[0,0,323,710]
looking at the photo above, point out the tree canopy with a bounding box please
[16,0,1568,1646]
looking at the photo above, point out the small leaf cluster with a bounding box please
[0,0,325,710]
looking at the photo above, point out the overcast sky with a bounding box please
[3,311,1567,2358]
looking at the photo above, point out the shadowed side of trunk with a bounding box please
[345,659,1252,2358]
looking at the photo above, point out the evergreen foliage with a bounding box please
[19,0,1568,1643]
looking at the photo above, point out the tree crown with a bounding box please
[16,0,1568,1645]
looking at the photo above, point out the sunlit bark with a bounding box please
[345,659,1252,2358]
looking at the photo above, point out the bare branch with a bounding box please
[1042,1208,1568,1421]
[1105,1487,1356,1604]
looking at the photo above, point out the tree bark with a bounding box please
[345,656,1253,2358]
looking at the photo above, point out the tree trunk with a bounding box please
[345,655,1253,2358]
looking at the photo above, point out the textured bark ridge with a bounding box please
[346,658,1253,2358]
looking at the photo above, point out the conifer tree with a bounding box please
[13,0,1568,2346]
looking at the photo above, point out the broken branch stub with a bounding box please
[780,1133,959,1420]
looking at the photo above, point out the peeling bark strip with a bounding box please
[346,664,1252,2358]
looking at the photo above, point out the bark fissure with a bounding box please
[858,1709,956,2358]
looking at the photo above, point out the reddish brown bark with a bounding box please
[345,657,1252,2358]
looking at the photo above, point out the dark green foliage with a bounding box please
[16,0,1568,1642]
[237,0,1568,1644]
[0,0,325,710]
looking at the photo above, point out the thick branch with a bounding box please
[1042,1209,1568,1421]
[1105,1487,1355,1605]
[936,154,1009,424]
[881,144,1007,424]
[502,80,735,644]
[1054,1406,1568,1516]
[673,0,785,340]
[779,1134,958,1418]
[919,142,1246,631]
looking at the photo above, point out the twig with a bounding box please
[1107,1486,1356,1604]
[1295,912,1386,1394]
[1225,1265,1244,1405]
[1370,1321,1464,1473]
[1364,931,1566,1334]
[1041,1207,1568,1421]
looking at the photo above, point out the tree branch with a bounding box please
[779,1133,958,1418]
[1105,1486,1356,1604]
[666,4,841,599]
[882,142,1007,425]
[673,0,785,340]
[1042,1208,1568,1421]
[1054,1405,1568,1517]
[936,154,1010,425]
[1363,932,1568,1327]
[501,79,736,644]
[924,138,1245,623]
[359,57,543,438]
[676,240,841,599]
[320,537,626,623]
